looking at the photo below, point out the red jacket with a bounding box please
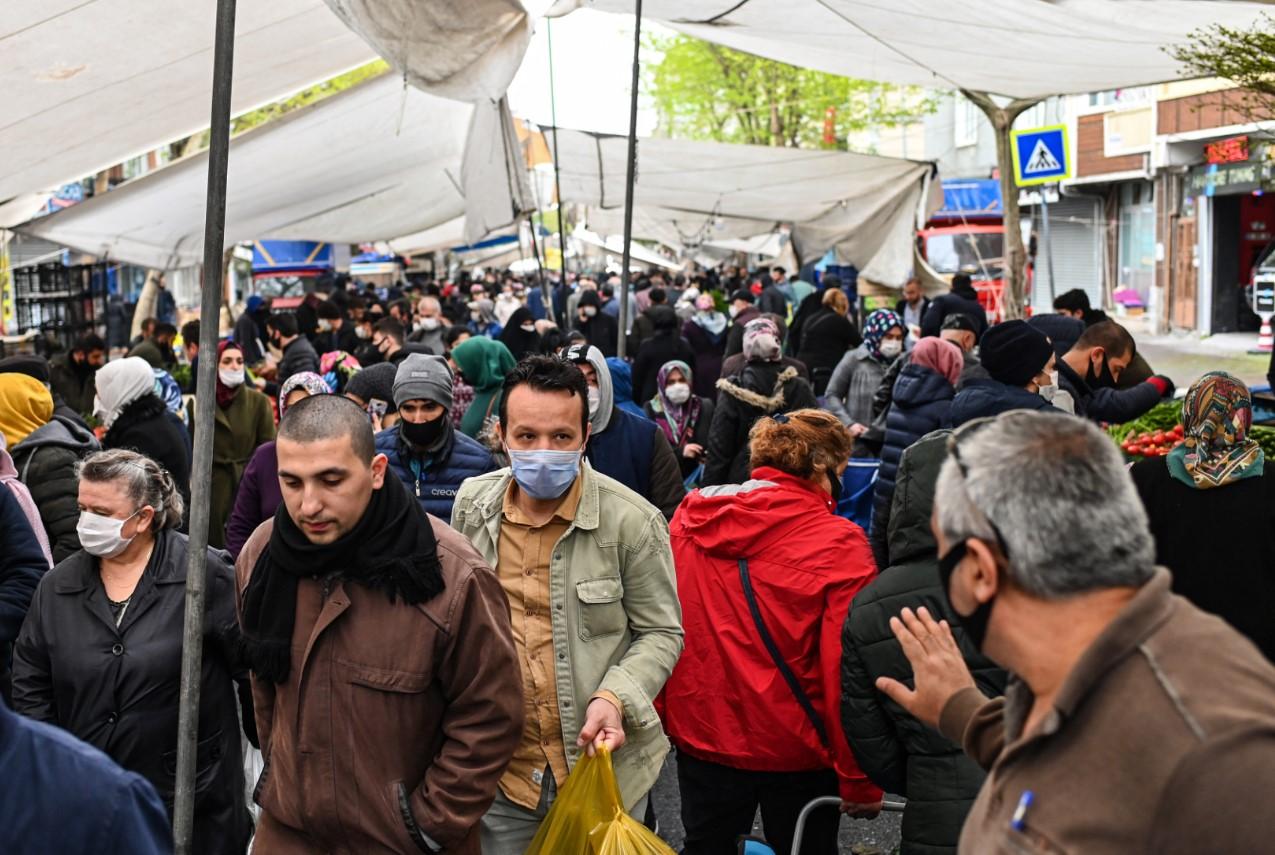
[663,466,882,802]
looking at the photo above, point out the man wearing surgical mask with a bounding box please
[452,355,682,854]
[376,353,496,521]
[407,296,450,355]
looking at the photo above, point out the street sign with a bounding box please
[1011,125,1071,187]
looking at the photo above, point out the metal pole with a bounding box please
[174,0,236,849]
[617,0,643,359]
[1039,184,1056,303]
[546,19,570,290]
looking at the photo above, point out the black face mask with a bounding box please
[400,415,447,449]
[1085,354,1117,390]
[937,540,996,653]
[827,470,843,506]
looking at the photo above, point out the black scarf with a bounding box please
[240,475,444,683]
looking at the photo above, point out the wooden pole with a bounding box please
[174,0,236,849]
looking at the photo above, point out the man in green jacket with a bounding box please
[452,355,683,854]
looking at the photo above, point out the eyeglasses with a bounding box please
[945,417,1012,559]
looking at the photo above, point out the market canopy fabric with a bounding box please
[18,75,528,269]
[549,128,937,285]
[552,0,1271,100]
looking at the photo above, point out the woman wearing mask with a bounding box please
[466,298,503,338]
[795,288,862,396]
[645,361,715,480]
[826,309,906,438]
[12,449,253,854]
[683,294,729,399]
[705,318,819,486]
[223,372,330,559]
[95,356,192,515]
[1132,372,1275,660]
[665,410,882,854]
[450,336,516,441]
[206,341,275,550]
[870,337,963,567]
[632,305,697,405]
[497,307,541,360]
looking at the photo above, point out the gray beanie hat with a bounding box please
[393,353,454,410]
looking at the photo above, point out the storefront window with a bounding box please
[1118,182,1156,305]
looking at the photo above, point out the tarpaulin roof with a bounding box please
[18,75,528,269]
[549,128,937,285]
[553,0,1271,100]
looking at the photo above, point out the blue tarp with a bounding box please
[936,179,1002,220]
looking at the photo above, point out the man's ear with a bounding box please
[1090,346,1106,368]
[964,537,1003,606]
[370,453,389,488]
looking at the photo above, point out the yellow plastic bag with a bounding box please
[524,747,676,855]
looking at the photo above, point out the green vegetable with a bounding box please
[1106,401,1181,444]
[1252,426,1275,459]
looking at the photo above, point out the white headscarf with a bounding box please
[93,357,158,429]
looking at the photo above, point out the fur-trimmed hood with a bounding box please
[715,365,799,413]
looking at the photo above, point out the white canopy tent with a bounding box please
[18,75,529,269]
[549,128,937,284]
[552,0,1271,99]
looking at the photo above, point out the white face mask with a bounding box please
[664,382,691,405]
[219,367,245,387]
[317,319,333,333]
[77,508,144,558]
[587,386,601,417]
[582,306,598,318]
[418,317,441,331]
[355,325,371,340]
[520,323,537,333]
[879,339,903,358]
[729,304,742,318]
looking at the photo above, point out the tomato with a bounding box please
[1152,431,1166,443]
[1173,423,1185,435]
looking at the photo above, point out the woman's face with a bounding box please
[665,369,686,386]
[882,327,905,343]
[219,349,245,371]
[78,478,153,540]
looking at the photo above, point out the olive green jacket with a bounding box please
[451,462,682,809]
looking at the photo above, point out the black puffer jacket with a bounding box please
[704,363,819,486]
[10,415,100,563]
[104,394,193,515]
[841,431,1006,855]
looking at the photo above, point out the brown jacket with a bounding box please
[940,568,1275,853]
[235,516,523,854]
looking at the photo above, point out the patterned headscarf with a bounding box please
[320,350,361,395]
[652,360,702,446]
[279,372,332,419]
[152,368,186,425]
[1167,371,1264,490]
[742,317,782,363]
[862,309,906,362]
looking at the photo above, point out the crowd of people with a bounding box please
[3,263,1275,855]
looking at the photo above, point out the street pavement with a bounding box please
[651,751,904,854]
[1121,320,1270,387]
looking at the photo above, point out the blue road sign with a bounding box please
[1011,125,1071,187]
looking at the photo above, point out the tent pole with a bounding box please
[547,20,570,288]
[617,0,643,359]
[962,90,1038,321]
[528,215,555,317]
[174,0,236,850]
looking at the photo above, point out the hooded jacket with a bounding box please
[705,363,819,486]
[104,394,192,516]
[664,468,881,802]
[376,422,497,521]
[947,377,1060,427]
[0,441,53,568]
[841,432,1006,855]
[10,416,100,563]
[605,357,650,420]
[578,347,686,520]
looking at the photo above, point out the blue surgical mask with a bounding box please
[506,445,583,500]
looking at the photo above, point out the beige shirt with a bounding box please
[940,569,1275,853]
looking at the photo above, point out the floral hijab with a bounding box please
[1167,371,1264,490]
[862,309,905,362]
[279,372,331,419]
[650,360,702,446]
[320,350,361,395]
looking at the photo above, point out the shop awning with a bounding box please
[552,0,1270,100]
[17,76,527,269]
[548,128,937,285]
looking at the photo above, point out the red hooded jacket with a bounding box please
[663,466,882,802]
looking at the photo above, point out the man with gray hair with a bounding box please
[877,411,1275,853]
[408,296,451,355]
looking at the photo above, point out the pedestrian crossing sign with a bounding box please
[1011,125,1071,187]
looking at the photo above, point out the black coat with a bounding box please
[104,394,193,514]
[919,290,987,339]
[704,363,819,486]
[794,308,862,395]
[1132,459,1275,661]
[1055,357,1162,425]
[841,432,1006,855]
[681,318,727,400]
[277,336,321,385]
[12,530,252,855]
[632,332,698,406]
[645,396,715,478]
[10,415,100,563]
[573,311,620,357]
[724,306,762,359]
[0,488,47,699]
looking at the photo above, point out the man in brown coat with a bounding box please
[876,411,1275,853]
[236,394,523,853]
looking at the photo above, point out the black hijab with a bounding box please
[498,307,541,359]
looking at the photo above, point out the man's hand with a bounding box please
[576,697,626,757]
[849,423,868,438]
[875,607,976,729]
[841,800,883,819]
[683,443,704,460]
